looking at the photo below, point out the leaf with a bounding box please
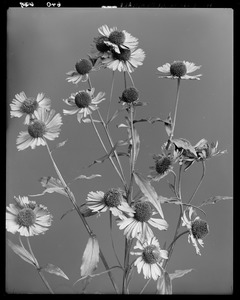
[172,138,197,158]
[74,174,102,180]
[133,128,140,166]
[133,171,165,219]
[107,108,125,125]
[164,113,172,137]
[80,236,99,277]
[201,196,233,206]
[156,271,172,294]
[82,118,101,123]
[51,139,68,152]
[169,269,193,280]
[43,263,69,280]
[29,176,67,197]
[7,239,36,267]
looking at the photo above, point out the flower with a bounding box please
[66,58,93,84]
[16,108,62,151]
[130,236,168,280]
[91,36,113,59]
[6,196,53,236]
[86,188,134,217]
[10,92,51,124]
[157,61,202,80]
[119,87,139,104]
[181,207,209,255]
[148,154,175,182]
[63,88,105,123]
[117,198,168,242]
[97,24,139,54]
[101,47,145,73]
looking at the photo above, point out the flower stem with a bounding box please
[124,71,127,89]
[96,109,128,191]
[140,278,151,294]
[45,141,119,294]
[89,113,125,188]
[126,70,135,88]
[106,70,115,123]
[37,268,54,294]
[187,160,206,204]
[166,78,181,149]
[167,230,189,252]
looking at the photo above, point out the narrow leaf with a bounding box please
[107,108,125,125]
[201,196,233,206]
[51,139,68,153]
[164,113,172,137]
[43,263,69,280]
[29,176,67,197]
[8,240,36,267]
[133,171,165,219]
[80,236,100,277]
[133,128,140,166]
[74,174,101,180]
[172,138,197,157]
[156,271,172,294]
[169,269,193,280]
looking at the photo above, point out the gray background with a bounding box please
[6,8,233,294]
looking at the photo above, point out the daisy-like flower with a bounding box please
[91,36,113,59]
[6,196,53,236]
[101,47,145,73]
[182,207,209,255]
[66,58,93,84]
[157,61,202,80]
[10,92,51,124]
[16,108,62,151]
[131,236,168,280]
[97,24,139,54]
[63,88,105,123]
[117,198,168,242]
[86,188,135,218]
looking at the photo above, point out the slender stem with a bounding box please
[126,70,135,88]
[106,70,115,123]
[187,160,206,204]
[96,109,127,191]
[166,78,181,150]
[167,230,189,252]
[45,141,119,294]
[37,269,54,294]
[124,71,127,89]
[140,278,151,294]
[26,237,39,268]
[109,212,123,269]
[89,114,125,188]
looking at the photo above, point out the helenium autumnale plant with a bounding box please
[7,24,233,294]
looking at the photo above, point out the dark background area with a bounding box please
[6,8,233,294]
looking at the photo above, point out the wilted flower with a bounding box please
[148,147,178,181]
[117,198,168,242]
[16,108,62,151]
[86,188,134,217]
[130,236,168,280]
[157,61,202,80]
[66,58,93,84]
[181,207,209,255]
[6,196,52,236]
[10,92,51,124]
[63,88,105,123]
[97,24,139,54]
[101,47,145,73]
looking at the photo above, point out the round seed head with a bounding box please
[75,92,92,108]
[20,98,38,114]
[121,87,139,103]
[134,201,152,222]
[108,30,125,45]
[170,61,187,77]
[28,120,46,138]
[75,59,92,75]
[103,189,122,207]
[112,48,131,62]
[142,245,161,264]
[17,208,36,227]
[191,219,209,239]
[155,157,172,175]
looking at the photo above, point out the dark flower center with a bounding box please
[155,157,172,175]
[170,61,187,77]
[134,201,152,222]
[17,208,36,227]
[191,219,209,239]
[112,48,131,62]
[109,31,125,45]
[28,120,46,138]
[121,87,139,103]
[103,189,122,207]
[95,36,111,52]
[75,59,92,75]
[142,245,160,264]
[75,92,91,108]
[20,98,38,114]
